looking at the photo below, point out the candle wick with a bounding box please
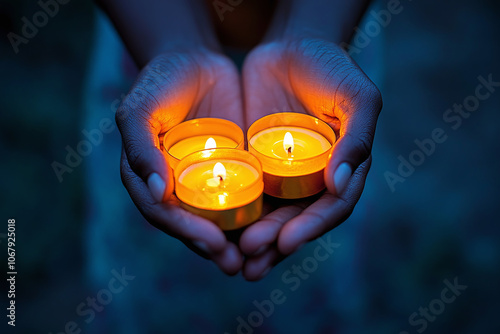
[218,175,224,188]
[287,146,292,157]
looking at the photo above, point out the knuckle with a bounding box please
[363,82,383,114]
[339,75,383,118]
[115,93,149,129]
[115,103,130,126]
[347,131,373,160]
[119,161,130,186]
[129,86,161,114]
[126,142,146,174]
[357,131,373,158]
[119,153,137,189]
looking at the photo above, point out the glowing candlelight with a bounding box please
[248,112,336,199]
[283,131,294,157]
[175,149,264,230]
[163,118,244,170]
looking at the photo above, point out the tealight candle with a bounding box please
[175,149,263,230]
[248,112,336,199]
[163,118,244,170]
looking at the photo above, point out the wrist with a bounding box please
[133,30,226,68]
[99,0,221,68]
[263,0,370,45]
[142,41,220,67]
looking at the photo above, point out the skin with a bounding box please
[100,0,382,280]
[240,37,382,280]
[115,51,246,275]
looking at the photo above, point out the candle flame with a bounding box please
[283,132,294,154]
[205,137,216,150]
[213,162,226,181]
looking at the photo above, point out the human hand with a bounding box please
[116,50,245,275]
[239,37,382,280]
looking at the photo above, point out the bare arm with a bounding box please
[98,0,245,274]
[97,0,220,67]
[265,0,371,43]
[239,0,381,281]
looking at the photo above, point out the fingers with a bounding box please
[194,54,246,128]
[286,39,382,195]
[122,150,243,274]
[121,149,227,250]
[184,240,243,276]
[324,130,372,195]
[238,39,382,278]
[242,45,308,127]
[116,54,201,202]
[239,205,305,255]
[117,89,171,201]
[211,242,244,276]
[323,79,381,194]
[115,53,246,275]
[278,157,371,255]
[243,248,283,281]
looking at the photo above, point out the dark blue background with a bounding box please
[1,0,499,333]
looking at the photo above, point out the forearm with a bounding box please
[265,0,372,44]
[97,0,220,67]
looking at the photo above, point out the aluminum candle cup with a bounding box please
[174,148,264,230]
[163,118,244,170]
[247,112,336,199]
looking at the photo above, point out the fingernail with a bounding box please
[147,173,165,202]
[252,245,268,256]
[334,162,352,195]
[259,267,271,279]
[193,241,211,255]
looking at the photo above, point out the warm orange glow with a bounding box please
[283,131,294,154]
[163,118,244,169]
[174,149,264,230]
[176,150,263,212]
[247,112,336,199]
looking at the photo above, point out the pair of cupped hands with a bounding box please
[116,36,382,281]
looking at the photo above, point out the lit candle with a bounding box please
[248,112,336,199]
[175,149,264,230]
[163,118,244,169]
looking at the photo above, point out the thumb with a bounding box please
[325,89,382,195]
[117,105,174,202]
[116,55,200,202]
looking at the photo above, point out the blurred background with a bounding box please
[1,0,499,333]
